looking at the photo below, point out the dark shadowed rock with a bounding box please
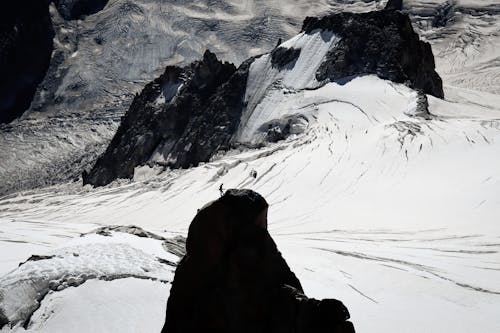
[18,255,56,267]
[271,46,301,69]
[302,10,444,98]
[258,114,309,143]
[83,51,252,186]
[0,309,7,329]
[384,0,403,10]
[85,9,444,186]
[53,0,110,20]
[162,189,355,333]
[0,0,111,124]
[0,0,54,124]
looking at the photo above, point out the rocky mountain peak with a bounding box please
[302,10,443,98]
[83,50,247,186]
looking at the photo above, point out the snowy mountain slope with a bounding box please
[1,0,500,195]
[0,0,379,196]
[1,74,499,331]
[84,9,444,186]
[0,1,499,332]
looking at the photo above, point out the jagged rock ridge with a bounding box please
[162,189,355,333]
[84,9,444,187]
[0,1,54,124]
[83,51,251,186]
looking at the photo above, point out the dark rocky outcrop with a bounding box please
[83,51,252,187]
[0,309,7,329]
[18,255,56,267]
[53,0,110,20]
[303,10,444,98]
[0,1,54,124]
[162,189,354,333]
[0,0,111,124]
[84,8,444,186]
[271,47,301,69]
[384,0,403,11]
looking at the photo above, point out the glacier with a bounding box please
[1,1,500,332]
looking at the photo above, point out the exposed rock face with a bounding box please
[83,51,251,186]
[303,10,444,98]
[431,1,456,28]
[53,0,110,20]
[85,8,444,186]
[258,114,309,143]
[271,47,301,69]
[0,0,110,124]
[384,0,403,11]
[162,189,355,333]
[0,1,54,124]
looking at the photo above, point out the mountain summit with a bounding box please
[84,8,443,187]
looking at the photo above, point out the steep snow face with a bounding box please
[1,75,499,332]
[236,30,339,143]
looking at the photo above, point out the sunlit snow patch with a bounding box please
[236,29,340,144]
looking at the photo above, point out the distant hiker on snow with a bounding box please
[219,183,224,196]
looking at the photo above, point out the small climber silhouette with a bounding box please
[250,170,257,179]
[219,183,224,197]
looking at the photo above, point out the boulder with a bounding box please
[162,189,355,333]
